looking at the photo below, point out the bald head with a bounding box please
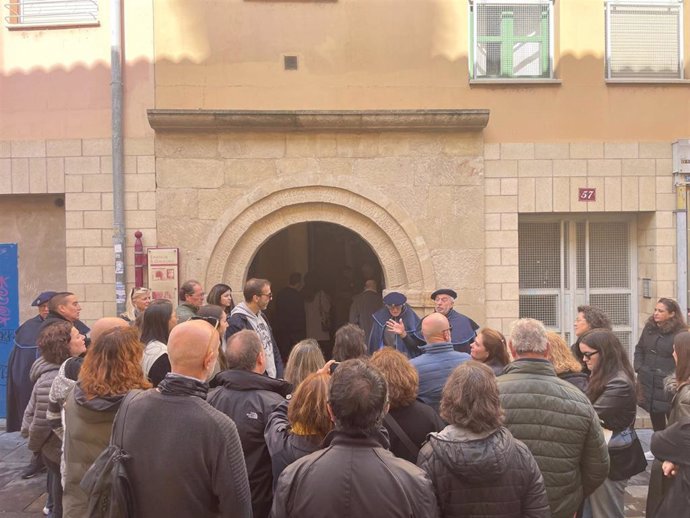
[364,279,377,291]
[422,312,451,344]
[91,317,129,344]
[167,320,218,378]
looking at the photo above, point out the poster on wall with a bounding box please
[0,244,19,418]
[147,248,179,308]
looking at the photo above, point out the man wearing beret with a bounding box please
[367,292,423,358]
[394,289,479,355]
[6,291,56,479]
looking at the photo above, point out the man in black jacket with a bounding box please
[271,359,438,518]
[208,330,292,518]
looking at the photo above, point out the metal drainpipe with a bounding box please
[111,0,126,315]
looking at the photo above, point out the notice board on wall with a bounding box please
[147,248,179,308]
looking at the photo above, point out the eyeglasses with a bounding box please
[385,304,403,310]
[260,292,273,299]
[190,315,220,330]
[582,350,599,359]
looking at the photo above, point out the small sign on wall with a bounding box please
[147,248,179,307]
[578,188,596,202]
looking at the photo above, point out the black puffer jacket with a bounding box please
[271,429,438,518]
[208,369,292,518]
[591,371,647,480]
[634,321,684,414]
[417,426,550,518]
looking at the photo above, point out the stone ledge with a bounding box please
[147,109,490,133]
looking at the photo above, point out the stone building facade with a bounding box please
[1,0,689,355]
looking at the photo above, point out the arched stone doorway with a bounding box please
[197,174,437,310]
[249,220,384,324]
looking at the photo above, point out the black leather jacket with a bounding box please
[271,429,438,518]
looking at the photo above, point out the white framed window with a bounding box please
[605,0,684,80]
[469,0,554,80]
[5,0,98,28]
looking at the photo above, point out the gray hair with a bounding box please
[509,318,548,354]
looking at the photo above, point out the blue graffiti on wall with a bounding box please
[0,244,19,418]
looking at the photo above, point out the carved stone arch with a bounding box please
[196,174,436,309]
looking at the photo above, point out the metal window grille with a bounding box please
[519,218,635,355]
[5,0,98,26]
[606,1,684,79]
[471,0,553,79]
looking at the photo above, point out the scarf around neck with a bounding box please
[157,373,209,400]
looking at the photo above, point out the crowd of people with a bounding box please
[5,281,690,518]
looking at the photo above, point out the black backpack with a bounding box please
[80,390,143,518]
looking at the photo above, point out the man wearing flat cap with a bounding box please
[367,292,423,358]
[396,289,479,355]
[6,291,56,479]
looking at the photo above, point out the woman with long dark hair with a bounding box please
[206,283,234,315]
[195,304,229,378]
[635,297,687,431]
[470,328,510,376]
[579,329,647,518]
[646,331,690,517]
[139,299,177,387]
[62,326,151,517]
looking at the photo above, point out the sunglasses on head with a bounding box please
[190,315,220,330]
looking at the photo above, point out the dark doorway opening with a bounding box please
[248,222,384,359]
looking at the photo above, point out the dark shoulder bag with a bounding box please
[80,390,144,518]
[384,413,420,460]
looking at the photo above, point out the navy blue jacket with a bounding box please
[367,305,422,358]
[410,342,471,412]
[404,309,479,355]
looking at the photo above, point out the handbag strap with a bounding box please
[383,413,419,460]
[112,389,144,448]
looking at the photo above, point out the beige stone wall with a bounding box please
[1,138,157,325]
[155,130,486,322]
[0,194,66,323]
[484,141,676,335]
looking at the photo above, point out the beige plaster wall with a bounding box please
[155,130,486,322]
[0,0,155,140]
[153,0,690,142]
[0,194,66,323]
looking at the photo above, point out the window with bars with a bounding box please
[470,0,554,80]
[518,218,636,356]
[5,0,98,27]
[605,0,684,80]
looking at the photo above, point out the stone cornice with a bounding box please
[147,109,490,132]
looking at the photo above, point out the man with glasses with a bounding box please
[367,292,422,358]
[176,280,205,323]
[227,278,283,378]
[410,312,471,412]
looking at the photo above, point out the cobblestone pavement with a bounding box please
[0,421,654,517]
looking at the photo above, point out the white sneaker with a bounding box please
[645,451,655,461]
[42,506,49,516]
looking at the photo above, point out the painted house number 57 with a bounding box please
[578,188,596,202]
